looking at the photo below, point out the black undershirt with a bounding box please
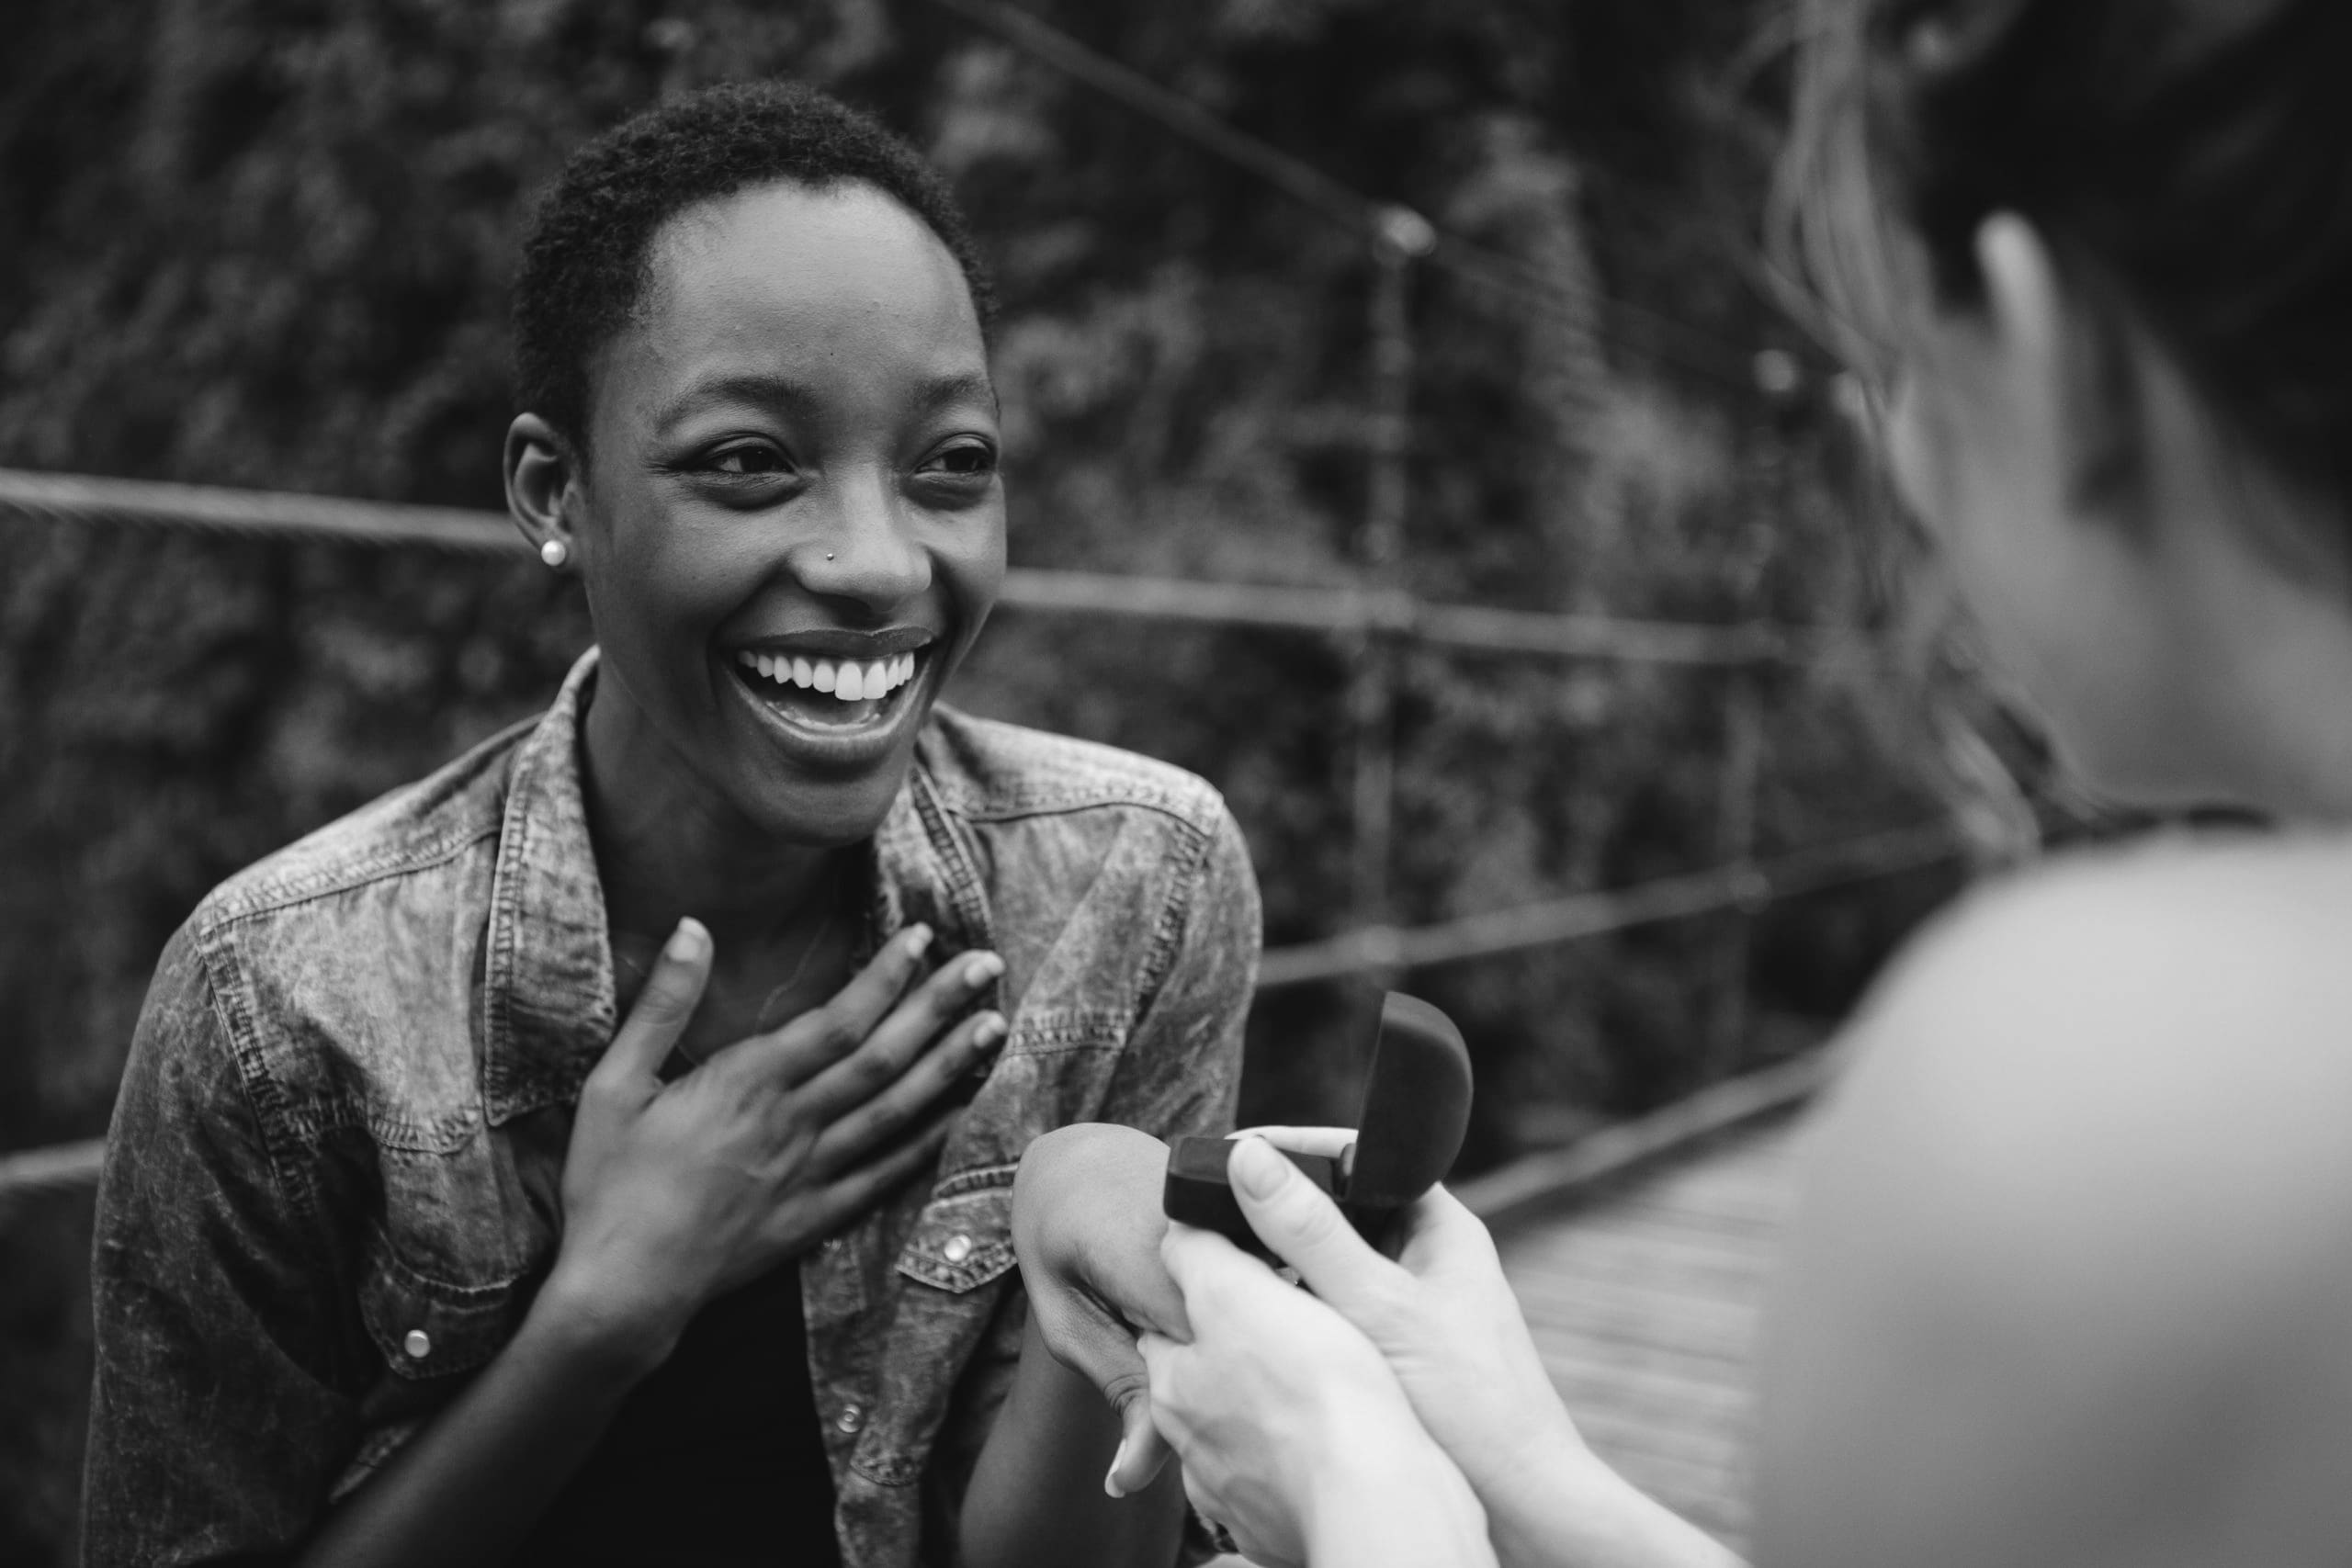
[504,1258,841,1567]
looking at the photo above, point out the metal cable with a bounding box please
[1,468,1859,666]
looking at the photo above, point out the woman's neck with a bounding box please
[579,676,842,949]
[2151,472,2352,825]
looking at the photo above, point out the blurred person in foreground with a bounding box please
[1016,0,2352,1563]
[82,83,1259,1568]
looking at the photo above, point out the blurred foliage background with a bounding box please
[0,0,1995,1554]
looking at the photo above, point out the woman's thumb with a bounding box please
[598,918,714,1084]
[1228,1135,1392,1305]
[1104,1390,1173,1498]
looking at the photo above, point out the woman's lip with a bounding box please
[718,648,932,772]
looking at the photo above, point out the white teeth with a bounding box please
[738,648,924,704]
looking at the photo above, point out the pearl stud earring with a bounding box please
[539,538,569,570]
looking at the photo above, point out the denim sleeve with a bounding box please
[83,922,361,1566]
[1099,804,1262,1143]
[922,807,1262,1555]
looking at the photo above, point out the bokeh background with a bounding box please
[0,0,2035,1556]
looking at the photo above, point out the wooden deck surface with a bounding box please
[1491,1112,1812,1555]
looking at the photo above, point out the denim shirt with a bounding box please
[84,650,1261,1567]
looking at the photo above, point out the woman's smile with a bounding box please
[721,630,939,771]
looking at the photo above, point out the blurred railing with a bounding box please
[0,466,1954,1201]
[0,2,1946,1205]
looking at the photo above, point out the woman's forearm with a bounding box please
[295,1267,671,1567]
[1302,1428,1498,1568]
[1482,1437,1747,1568]
[959,1312,1187,1568]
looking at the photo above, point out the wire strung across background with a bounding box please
[0,10,1907,1206]
[0,467,1860,665]
[920,0,1772,389]
[0,468,1956,1199]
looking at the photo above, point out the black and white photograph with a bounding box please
[3,1,2346,1564]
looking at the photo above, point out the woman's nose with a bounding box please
[796,468,932,610]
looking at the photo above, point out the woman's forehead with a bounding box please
[638,181,982,355]
[597,181,989,423]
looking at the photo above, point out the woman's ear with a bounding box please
[504,412,582,567]
[1975,214,2148,525]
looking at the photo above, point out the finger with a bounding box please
[737,923,935,1084]
[794,947,1006,1119]
[1106,1392,1174,1498]
[803,1009,1008,1178]
[797,1110,956,1240]
[1134,1334,1202,1483]
[1021,1268,1168,1490]
[1390,1183,1498,1275]
[1224,1135,1405,1310]
[590,919,713,1089]
[1157,1213,1267,1304]
[1227,1124,1359,1160]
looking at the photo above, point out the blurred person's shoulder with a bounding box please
[1762,829,2352,1562]
[184,712,531,935]
[915,704,1234,840]
[1826,826,2352,1201]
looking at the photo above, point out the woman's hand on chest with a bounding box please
[538,917,1010,1368]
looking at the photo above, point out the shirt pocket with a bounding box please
[357,1232,534,1381]
[893,1163,1019,1293]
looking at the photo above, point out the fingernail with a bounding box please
[1103,1440,1129,1498]
[972,1012,1007,1051]
[1231,1136,1289,1201]
[664,918,708,962]
[904,923,932,958]
[964,952,1003,986]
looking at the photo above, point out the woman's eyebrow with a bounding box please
[915,370,998,414]
[655,372,821,431]
[654,368,997,430]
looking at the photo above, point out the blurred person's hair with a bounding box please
[513,81,997,448]
[1767,0,2352,852]
[1778,0,2352,524]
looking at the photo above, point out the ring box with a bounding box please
[1162,991,1472,1254]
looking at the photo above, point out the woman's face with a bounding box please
[570,179,1004,845]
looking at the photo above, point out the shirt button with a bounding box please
[835,1403,865,1435]
[942,1233,974,1265]
[401,1329,431,1360]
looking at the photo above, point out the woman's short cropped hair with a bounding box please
[514,81,996,446]
[1786,0,2352,509]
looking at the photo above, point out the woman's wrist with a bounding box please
[1484,1434,1742,1568]
[1300,1403,1499,1568]
[528,1258,686,1386]
[1468,1414,1596,1557]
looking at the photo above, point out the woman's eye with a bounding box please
[926,443,997,479]
[708,445,787,477]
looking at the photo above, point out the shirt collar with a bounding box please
[480,649,996,1126]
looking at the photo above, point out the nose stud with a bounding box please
[825,551,835,561]
[539,538,569,570]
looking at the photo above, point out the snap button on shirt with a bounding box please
[942,1234,974,1265]
[401,1329,431,1360]
[835,1404,865,1435]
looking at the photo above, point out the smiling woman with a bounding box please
[79,84,1260,1568]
